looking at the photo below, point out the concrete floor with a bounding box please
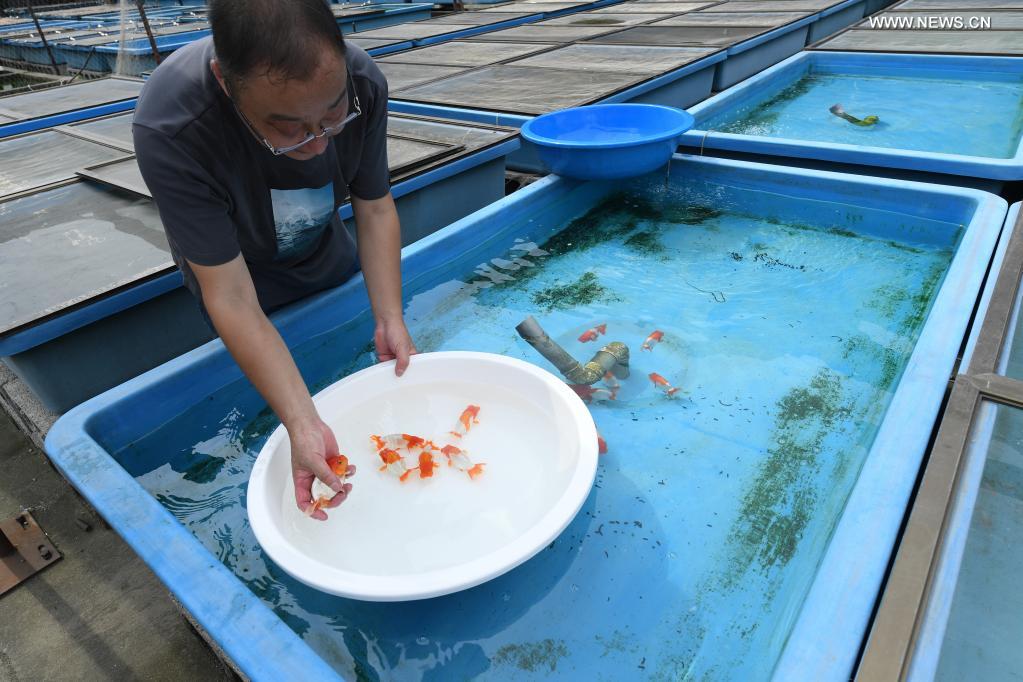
[0,408,234,680]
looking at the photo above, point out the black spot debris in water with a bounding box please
[752,252,806,271]
[729,251,744,261]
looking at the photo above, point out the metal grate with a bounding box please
[813,28,1023,54]
[391,63,648,115]
[378,40,556,67]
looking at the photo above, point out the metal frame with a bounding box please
[857,206,1023,679]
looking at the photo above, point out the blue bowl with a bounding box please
[520,104,695,180]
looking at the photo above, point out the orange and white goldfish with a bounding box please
[603,371,621,393]
[402,434,435,452]
[415,451,440,479]
[449,404,481,438]
[441,444,486,479]
[441,444,473,469]
[370,434,404,452]
[641,330,664,351]
[327,455,350,477]
[306,454,351,517]
[378,448,413,482]
[649,372,680,397]
[596,431,608,455]
[569,384,617,403]
[578,323,607,343]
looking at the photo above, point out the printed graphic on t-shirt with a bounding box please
[270,183,334,260]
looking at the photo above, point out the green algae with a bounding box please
[624,229,666,254]
[540,192,657,256]
[886,239,926,254]
[493,639,569,673]
[827,227,859,238]
[844,261,947,392]
[720,369,852,589]
[714,75,816,134]
[866,285,911,320]
[182,454,226,484]
[901,261,947,335]
[663,204,722,226]
[532,271,618,311]
[595,630,635,658]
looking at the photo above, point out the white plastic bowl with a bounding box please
[247,351,598,601]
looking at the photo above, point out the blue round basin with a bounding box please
[520,104,695,181]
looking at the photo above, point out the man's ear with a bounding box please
[210,58,231,97]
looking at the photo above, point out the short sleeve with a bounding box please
[133,123,241,266]
[346,64,390,201]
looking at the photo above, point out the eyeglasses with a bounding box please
[231,71,362,156]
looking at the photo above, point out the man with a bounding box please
[133,0,416,520]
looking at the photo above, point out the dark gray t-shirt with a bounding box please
[133,36,389,312]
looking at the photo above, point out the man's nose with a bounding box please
[306,135,330,156]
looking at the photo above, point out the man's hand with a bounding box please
[374,315,418,376]
[290,418,356,521]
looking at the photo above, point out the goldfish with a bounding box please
[449,404,481,438]
[306,454,351,517]
[401,434,434,452]
[378,448,413,482]
[326,454,350,477]
[569,384,617,403]
[602,371,621,393]
[441,444,474,470]
[578,323,607,343]
[415,451,439,479]
[649,372,680,397]
[370,434,404,452]
[441,444,486,479]
[305,496,331,517]
[597,431,608,455]
[641,330,664,351]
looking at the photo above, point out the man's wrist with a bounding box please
[374,310,404,326]
[282,410,320,434]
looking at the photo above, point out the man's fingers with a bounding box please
[309,457,344,493]
[293,471,314,511]
[324,483,354,509]
[395,340,415,377]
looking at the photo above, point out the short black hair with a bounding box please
[209,0,345,88]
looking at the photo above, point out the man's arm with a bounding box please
[189,255,353,519]
[352,192,417,375]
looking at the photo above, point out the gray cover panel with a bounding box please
[392,64,646,115]
[379,41,556,66]
[511,43,718,73]
[0,182,172,335]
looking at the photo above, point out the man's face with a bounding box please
[216,47,350,161]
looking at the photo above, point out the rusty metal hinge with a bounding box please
[0,511,61,596]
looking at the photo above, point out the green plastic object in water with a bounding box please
[829,103,879,127]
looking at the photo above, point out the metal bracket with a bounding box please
[0,510,61,596]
